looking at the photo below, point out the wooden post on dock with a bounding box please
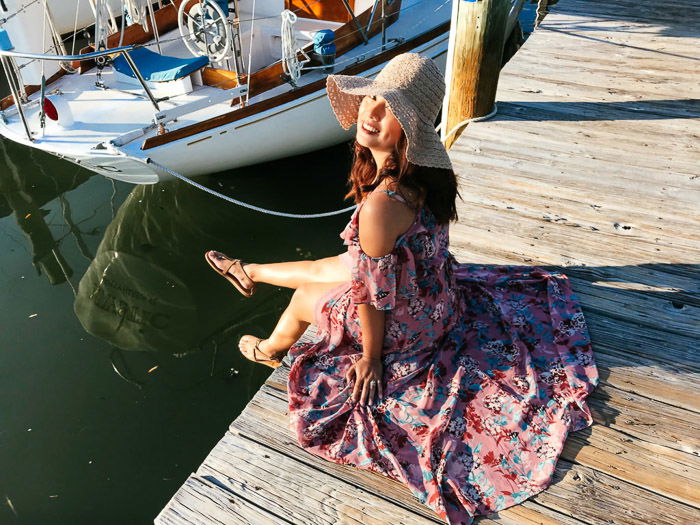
[441,0,510,150]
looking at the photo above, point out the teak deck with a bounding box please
[156,0,700,523]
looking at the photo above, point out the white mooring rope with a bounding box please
[145,158,358,219]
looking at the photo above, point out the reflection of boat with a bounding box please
[0,138,92,284]
[73,176,296,355]
[0,1,523,184]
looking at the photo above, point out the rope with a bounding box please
[437,103,499,144]
[125,0,149,31]
[280,9,309,84]
[145,158,357,219]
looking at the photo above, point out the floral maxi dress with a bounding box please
[287,197,599,525]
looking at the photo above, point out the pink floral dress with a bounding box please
[287,192,598,524]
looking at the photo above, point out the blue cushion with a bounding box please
[0,29,14,51]
[113,47,209,82]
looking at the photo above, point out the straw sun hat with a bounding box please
[326,52,453,170]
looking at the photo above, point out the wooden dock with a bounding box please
[156,0,699,523]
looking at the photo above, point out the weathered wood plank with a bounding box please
[198,431,438,525]
[588,386,700,456]
[562,425,700,507]
[532,459,700,525]
[155,475,287,525]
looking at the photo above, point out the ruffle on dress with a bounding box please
[341,204,433,311]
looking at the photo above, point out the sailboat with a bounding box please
[0,0,523,184]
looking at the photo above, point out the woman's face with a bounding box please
[356,94,404,153]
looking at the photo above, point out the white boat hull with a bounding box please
[0,0,451,184]
[127,43,449,183]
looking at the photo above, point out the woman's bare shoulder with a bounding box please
[357,188,417,257]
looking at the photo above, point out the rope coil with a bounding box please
[280,9,309,84]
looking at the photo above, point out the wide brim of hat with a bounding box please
[326,74,452,170]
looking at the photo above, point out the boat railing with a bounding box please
[0,44,204,142]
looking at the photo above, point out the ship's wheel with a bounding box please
[178,0,233,63]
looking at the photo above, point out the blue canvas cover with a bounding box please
[113,47,209,82]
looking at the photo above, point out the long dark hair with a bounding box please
[345,132,459,224]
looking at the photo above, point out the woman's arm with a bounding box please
[348,303,385,405]
[346,192,409,405]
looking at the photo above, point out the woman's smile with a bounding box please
[361,120,381,135]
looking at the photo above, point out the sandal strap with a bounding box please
[221,258,239,276]
[253,339,281,363]
[220,257,254,293]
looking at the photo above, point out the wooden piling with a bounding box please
[441,0,511,150]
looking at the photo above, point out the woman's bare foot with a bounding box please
[238,335,287,368]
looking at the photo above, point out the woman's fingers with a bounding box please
[351,373,362,403]
[360,379,370,406]
[369,380,378,405]
[345,364,355,383]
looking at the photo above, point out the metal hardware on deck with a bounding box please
[0,44,136,63]
[381,0,386,50]
[229,0,246,77]
[366,0,379,33]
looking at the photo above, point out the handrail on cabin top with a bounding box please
[0,45,136,61]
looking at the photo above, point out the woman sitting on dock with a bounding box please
[205,53,598,525]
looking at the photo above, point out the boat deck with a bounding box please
[156,0,699,523]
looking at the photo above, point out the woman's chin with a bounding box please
[356,132,377,147]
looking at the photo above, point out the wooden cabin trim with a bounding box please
[142,9,450,152]
[285,0,356,23]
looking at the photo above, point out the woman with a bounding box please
[206,53,598,525]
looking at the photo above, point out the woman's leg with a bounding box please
[245,256,349,289]
[239,281,345,360]
[207,250,349,290]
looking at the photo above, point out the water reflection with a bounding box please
[73,180,289,358]
[71,146,352,363]
[0,140,91,284]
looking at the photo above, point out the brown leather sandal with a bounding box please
[205,250,255,297]
[239,337,284,369]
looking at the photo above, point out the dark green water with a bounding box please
[0,126,352,522]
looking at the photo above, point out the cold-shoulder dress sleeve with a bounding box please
[341,208,421,311]
[348,245,400,310]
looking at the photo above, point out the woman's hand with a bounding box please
[346,356,384,406]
